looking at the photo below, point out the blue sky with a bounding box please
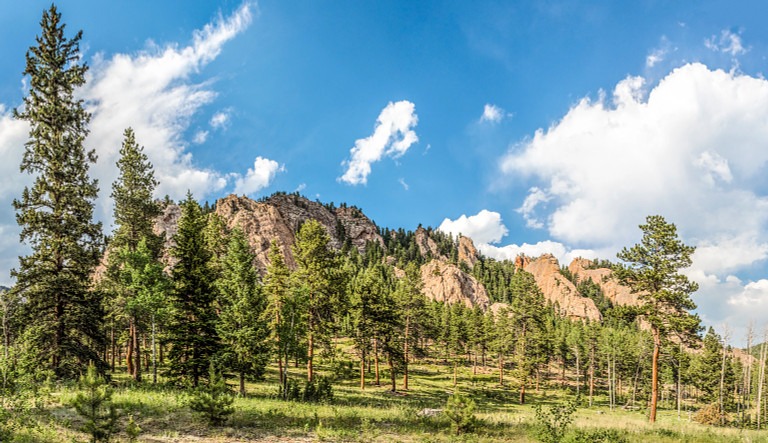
[2,1,768,344]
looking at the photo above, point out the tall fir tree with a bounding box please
[12,5,104,379]
[216,228,270,397]
[108,127,161,382]
[166,193,219,387]
[263,240,297,395]
[507,269,546,404]
[292,219,347,382]
[616,215,700,423]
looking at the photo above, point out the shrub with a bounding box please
[444,391,478,435]
[329,359,355,381]
[189,362,235,426]
[70,362,119,443]
[278,376,334,403]
[693,403,727,426]
[534,401,577,443]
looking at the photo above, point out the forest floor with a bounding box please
[5,359,768,443]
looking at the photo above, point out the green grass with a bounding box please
[3,360,768,442]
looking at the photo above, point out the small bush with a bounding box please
[444,391,478,435]
[693,403,727,426]
[189,362,235,426]
[278,376,334,403]
[329,359,355,381]
[534,401,577,443]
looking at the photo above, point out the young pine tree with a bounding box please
[216,228,270,397]
[166,193,219,387]
[12,5,104,379]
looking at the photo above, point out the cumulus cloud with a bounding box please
[501,63,768,272]
[339,100,418,185]
[500,62,768,345]
[705,29,747,57]
[517,187,550,229]
[193,130,209,144]
[480,103,504,123]
[233,156,282,196]
[438,210,509,244]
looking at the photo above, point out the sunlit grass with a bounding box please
[4,358,768,442]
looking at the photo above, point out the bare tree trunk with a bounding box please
[133,317,142,382]
[677,343,682,419]
[719,326,730,426]
[240,370,246,397]
[757,328,768,430]
[152,316,157,384]
[650,329,661,423]
[374,338,380,386]
[110,326,116,372]
[589,346,595,407]
[126,323,134,376]
[360,353,366,391]
[389,355,396,392]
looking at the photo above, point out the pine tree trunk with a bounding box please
[307,320,314,382]
[240,370,246,397]
[152,317,157,384]
[519,377,526,405]
[575,352,580,397]
[374,339,380,386]
[589,346,595,407]
[650,329,661,423]
[389,355,396,392]
[360,353,366,390]
[403,316,409,390]
[133,318,142,382]
[453,360,457,387]
[127,323,134,376]
[110,326,116,372]
[499,354,504,385]
[757,336,767,429]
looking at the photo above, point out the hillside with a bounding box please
[152,192,638,323]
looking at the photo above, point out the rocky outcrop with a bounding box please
[415,226,445,260]
[421,260,490,310]
[457,236,479,268]
[215,194,383,273]
[568,258,640,307]
[153,203,182,270]
[518,254,602,321]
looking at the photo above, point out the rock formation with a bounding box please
[457,235,479,268]
[213,194,382,273]
[414,226,445,260]
[420,260,490,310]
[516,254,602,321]
[568,258,640,307]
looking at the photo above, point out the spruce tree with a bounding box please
[292,219,346,382]
[108,127,161,382]
[508,269,546,404]
[216,228,270,397]
[166,193,219,387]
[12,5,104,379]
[616,215,700,423]
[263,240,296,396]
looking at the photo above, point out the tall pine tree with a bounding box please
[166,193,219,387]
[12,5,104,379]
[107,127,161,382]
[616,215,700,423]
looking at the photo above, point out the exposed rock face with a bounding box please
[153,203,182,270]
[421,260,490,310]
[518,254,602,321]
[415,226,445,260]
[457,236,479,268]
[215,194,383,273]
[568,258,640,307]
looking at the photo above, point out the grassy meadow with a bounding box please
[4,353,768,443]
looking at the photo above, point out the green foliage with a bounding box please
[444,391,478,435]
[188,362,235,426]
[167,193,220,387]
[70,363,119,443]
[279,376,334,403]
[126,414,141,442]
[216,228,270,396]
[12,4,104,379]
[563,428,628,443]
[534,401,577,443]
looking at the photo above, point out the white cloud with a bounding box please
[398,178,409,191]
[480,103,504,123]
[705,29,747,57]
[233,156,282,196]
[82,1,254,217]
[646,48,666,68]
[339,100,418,185]
[478,241,598,266]
[210,110,231,129]
[501,63,768,275]
[438,210,508,244]
[193,130,209,144]
[517,187,550,229]
[295,183,306,193]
